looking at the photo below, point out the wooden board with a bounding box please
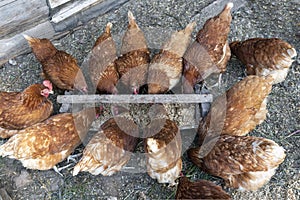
[0,21,56,66]
[57,94,213,104]
[0,0,49,39]
[51,0,105,23]
[48,0,72,8]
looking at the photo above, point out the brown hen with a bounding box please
[24,35,88,93]
[88,23,119,94]
[230,38,297,84]
[144,105,182,185]
[73,108,138,176]
[0,107,96,170]
[0,80,53,138]
[183,2,233,92]
[147,22,195,94]
[115,11,150,94]
[198,75,273,143]
[188,134,286,191]
[175,176,231,199]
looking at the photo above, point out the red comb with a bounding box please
[43,80,53,91]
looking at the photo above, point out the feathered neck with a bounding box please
[21,84,47,108]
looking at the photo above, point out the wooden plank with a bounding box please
[51,0,104,23]
[0,0,49,39]
[57,94,213,104]
[0,21,56,66]
[52,0,129,32]
[0,0,129,65]
[48,0,72,8]
[191,0,247,24]
[0,0,16,8]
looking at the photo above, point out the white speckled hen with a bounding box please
[144,105,182,185]
[147,22,195,94]
[73,107,138,176]
[198,75,273,143]
[0,80,53,138]
[188,134,286,191]
[183,2,233,92]
[88,23,119,94]
[115,11,150,94]
[230,38,297,84]
[0,108,96,171]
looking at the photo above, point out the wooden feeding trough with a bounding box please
[57,93,213,130]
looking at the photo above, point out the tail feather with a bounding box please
[228,168,277,191]
[0,127,20,139]
[0,138,16,157]
[105,22,113,33]
[128,11,138,28]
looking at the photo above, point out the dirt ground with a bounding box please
[0,0,299,199]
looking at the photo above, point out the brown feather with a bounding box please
[0,83,53,138]
[198,75,273,143]
[144,106,182,184]
[89,23,119,94]
[73,111,138,176]
[148,22,195,94]
[230,38,297,84]
[188,134,286,191]
[115,11,150,93]
[183,3,233,91]
[24,35,88,93]
[0,108,96,170]
[176,176,231,199]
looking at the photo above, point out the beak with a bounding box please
[48,90,54,94]
[80,87,88,94]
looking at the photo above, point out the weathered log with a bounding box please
[0,22,56,66]
[0,0,129,66]
[57,94,213,104]
[0,0,49,39]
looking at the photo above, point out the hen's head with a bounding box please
[41,80,54,98]
[40,88,53,98]
[23,82,53,99]
[132,86,139,95]
[74,71,88,94]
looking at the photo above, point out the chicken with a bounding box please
[144,104,182,185]
[88,23,119,94]
[230,38,297,84]
[115,11,150,94]
[183,2,233,92]
[188,134,286,191]
[73,107,138,176]
[147,22,195,94]
[198,75,273,142]
[23,35,88,93]
[0,107,96,171]
[175,176,231,199]
[0,80,53,138]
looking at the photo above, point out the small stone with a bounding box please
[8,59,17,66]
